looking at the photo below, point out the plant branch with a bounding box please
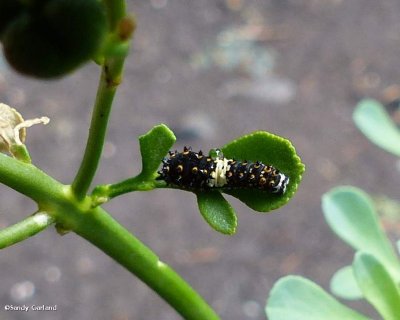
[53,204,221,320]
[71,66,118,199]
[0,152,220,318]
[91,175,167,206]
[71,1,134,199]
[103,0,127,31]
[0,153,64,204]
[0,1,221,317]
[0,212,55,249]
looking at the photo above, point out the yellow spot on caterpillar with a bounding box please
[269,180,275,187]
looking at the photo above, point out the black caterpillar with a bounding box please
[157,147,289,195]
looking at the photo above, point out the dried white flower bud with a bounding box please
[0,103,49,156]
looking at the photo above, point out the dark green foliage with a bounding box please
[0,0,23,37]
[1,0,107,78]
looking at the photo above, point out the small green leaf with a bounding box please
[266,276,370,320]
[353,252,400,320]
[197,190,237,235]
[353,99,400,157]
[139,124,176,179]
[330,265,362,300]
[221,131,305,212]
[322,186,400,279]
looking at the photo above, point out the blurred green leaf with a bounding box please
[372,194,400,222]
[330,265,362,300]
[322,186,400,279]
[197,190,237,235]
[222,131,305,212]
[353,99,400,157]
[266,276,370,320]
[139,124,176,179]
[353,252,400,320]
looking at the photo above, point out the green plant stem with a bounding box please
[71,67,117,199]
[72,0,131,200]
[0,153,64,203]
[0,154,220,319]
[91,175,167,206]
[0,0,221,317]
[0,212,55,249]
[103,0,126,31]
[10,144,31,163]
[54,204,221,320]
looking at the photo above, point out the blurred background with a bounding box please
[1,0,400,319]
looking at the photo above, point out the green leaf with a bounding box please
[353,99,400,157]
[221,131,305,212]
[353,252,400,320]
[139,124,176,179]
[322,186,400,279]
[197,190,237,235]
[266,276,370,320]
[330,265,362,300]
